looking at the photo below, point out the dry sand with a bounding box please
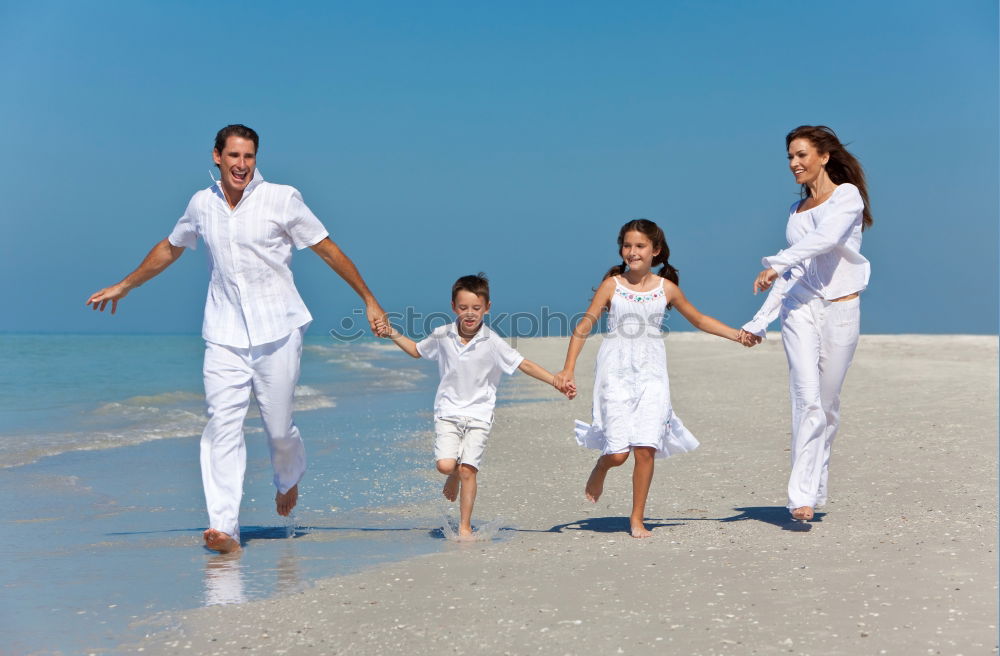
[140,334,997,656]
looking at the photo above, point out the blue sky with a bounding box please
[1,0,996,336]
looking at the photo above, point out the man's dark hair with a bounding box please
[452,273,490,304]
[214,124,259,154]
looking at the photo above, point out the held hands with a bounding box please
[753,268,779,294]
[367,303,392,338]
[737,329,762,348]
[86,282,131,314]
[553,370,577,400]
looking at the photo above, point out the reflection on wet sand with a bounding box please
[203,553,246,606]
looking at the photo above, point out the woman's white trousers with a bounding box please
[780,294,860,511]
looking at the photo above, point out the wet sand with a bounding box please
[139,334,998,655]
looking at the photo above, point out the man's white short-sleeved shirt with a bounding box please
[416,323,524,423]
[168,171,329,348]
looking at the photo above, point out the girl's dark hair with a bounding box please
[603,219,679,307]
[214,124,259,155]
[786,125,873,230]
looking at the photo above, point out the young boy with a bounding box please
[378,273,574,539]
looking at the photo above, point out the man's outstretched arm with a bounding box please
[309,237,388,336]
[86,238,185,314]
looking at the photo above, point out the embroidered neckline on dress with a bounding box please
[614,278,665,303]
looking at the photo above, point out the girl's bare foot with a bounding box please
[585,465,607,502]
[276,484,298,516]
[629,520,653,538]
[442,473,460,502]
[203,528,241,553]
[791,506,814,521]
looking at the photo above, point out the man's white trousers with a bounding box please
[200,327,307,542]
[780,293,860,511]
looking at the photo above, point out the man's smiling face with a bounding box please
[212,135,257,203]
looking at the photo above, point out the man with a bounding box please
[87,124,386,553]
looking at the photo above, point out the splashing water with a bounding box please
[438,506,511,542]
[283,512,299,538]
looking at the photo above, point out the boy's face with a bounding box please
[452,290,490,334]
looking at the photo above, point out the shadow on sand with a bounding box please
[545,516,683,535]
[109,504,822,548]
[720,506,824,532]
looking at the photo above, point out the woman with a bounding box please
[742,125,873,521]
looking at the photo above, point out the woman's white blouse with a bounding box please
[743,183,870,337]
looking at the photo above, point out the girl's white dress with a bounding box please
[574,277,700,459]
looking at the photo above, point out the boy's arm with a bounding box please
[518,359,576,399]
[386,326,422,359]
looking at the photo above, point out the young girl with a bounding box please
[554,219,752,538]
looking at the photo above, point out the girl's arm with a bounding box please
[518,359,576,399]
[385,326,422,359]
[554,277,616,388]
[665,281,741,343]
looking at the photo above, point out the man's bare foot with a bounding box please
[442,473,459,502]
[585,464,608,503]
[203,528,241,553]
[276,484,298,517]
[791,506,814,521]
[630,521,653,538]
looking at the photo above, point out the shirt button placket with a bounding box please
[227,205,250,344]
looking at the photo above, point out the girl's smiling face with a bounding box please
[620,230,660,274]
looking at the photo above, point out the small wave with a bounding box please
[2,385,339,468]
[326,358,376,370]
[295,386,336,411]
[0,412,239,469]
[116,391,204,406]
[358,341,405,353]
[303,344,339,356]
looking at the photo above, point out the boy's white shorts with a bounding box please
[433,416,492,470]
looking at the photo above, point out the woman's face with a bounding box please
[787,138,830,186]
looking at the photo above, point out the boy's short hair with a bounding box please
[452,273,490,303]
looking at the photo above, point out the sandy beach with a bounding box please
[139,334,997,656]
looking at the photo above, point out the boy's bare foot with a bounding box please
[442,473,460,502]
[585,464,607,503]
[629,520,653,538]
[203,528,241,553]
[276,484,298,517]
[791,506,814,521]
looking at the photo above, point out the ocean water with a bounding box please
[0,333,493,654]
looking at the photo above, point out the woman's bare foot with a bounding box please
[276,484,298,517]
[203,528,241,553]
[585,465,608,503]
[791,506,814,521]
[629,520,653,538]
[457,525,475,541]
[442,473,460,502]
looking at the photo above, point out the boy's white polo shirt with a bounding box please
[416,322,524,423]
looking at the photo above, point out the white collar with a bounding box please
[447,320,491,346]
[211,169,265,206]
